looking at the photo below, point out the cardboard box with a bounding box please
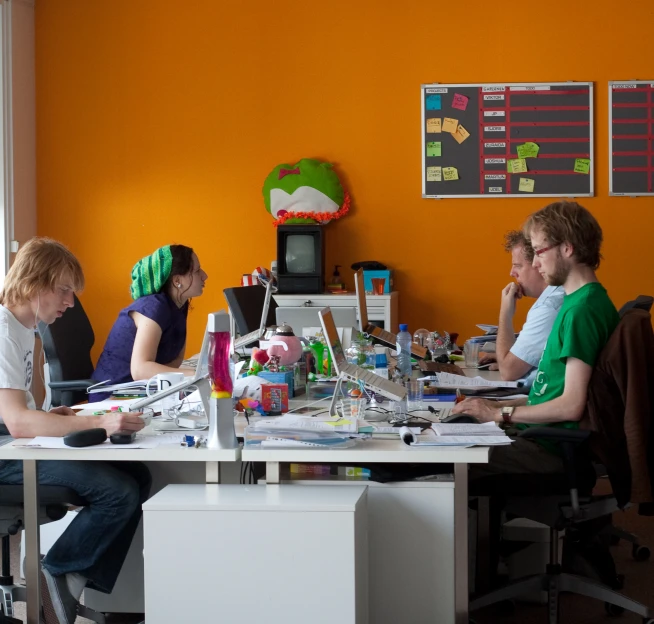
[363,270,393,294]
[258,370,294,397]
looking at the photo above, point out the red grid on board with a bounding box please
[611,84,654,192]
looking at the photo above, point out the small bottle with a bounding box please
[396,323,412,376]
[327,265,345,293]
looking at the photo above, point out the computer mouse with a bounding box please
[440,413,480,424]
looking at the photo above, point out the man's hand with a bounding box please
[451,398,501,423]
[49,406,76,416]
[479,352,497,365]
[500,282,522,318]
[98,412,146,435]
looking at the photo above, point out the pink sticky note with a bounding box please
[452,93,469,111]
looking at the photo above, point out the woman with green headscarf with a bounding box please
[91,245,208,400]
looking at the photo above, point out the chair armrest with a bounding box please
[48,379,95,391]
[518,427,590,444]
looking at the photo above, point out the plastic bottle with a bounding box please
[396,323,412,376]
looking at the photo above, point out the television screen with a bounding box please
[285,234,315,274]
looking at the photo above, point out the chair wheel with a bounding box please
[605,602,625,616]
[633,545,651,561]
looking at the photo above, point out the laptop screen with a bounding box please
[354,269,368,331]
[318,307,347,374]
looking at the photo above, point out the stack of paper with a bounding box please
[418,372,520,389]
[400,421,513,447]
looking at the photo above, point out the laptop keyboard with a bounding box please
[234,329,263,349]
[341,363,406,402]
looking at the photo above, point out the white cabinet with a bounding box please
[144,484,369,624]
[274,291,399,333]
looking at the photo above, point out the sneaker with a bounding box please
[40,565,79,624]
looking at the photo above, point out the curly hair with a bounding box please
[524,201,603,270]
[503,230,535,262]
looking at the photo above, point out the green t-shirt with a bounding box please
[516,282,619,438]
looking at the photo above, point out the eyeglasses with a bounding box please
[533,243,559,257]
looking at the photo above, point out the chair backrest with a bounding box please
[38,295,95,405]
[618,295,653,318]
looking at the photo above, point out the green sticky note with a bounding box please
[574,158,590,174]
[518,178,535,193]
[427,141,442,157]
[507,158,527,174]
[516,142,540,159]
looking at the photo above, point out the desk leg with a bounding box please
[205,462,220,484]
[266,462,280,484]
[454,463,469,624]
[24,459,41,624]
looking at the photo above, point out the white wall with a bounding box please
[11,0,35,245]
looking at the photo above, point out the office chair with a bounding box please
[618,294,654,318]
[38,294,95,408]
[471,310,654,623]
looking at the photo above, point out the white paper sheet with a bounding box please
[20,435,162,450]
[431,422,502,436]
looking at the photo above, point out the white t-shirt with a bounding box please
[0,304,37,414]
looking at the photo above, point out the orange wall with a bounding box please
[35,0,654,358]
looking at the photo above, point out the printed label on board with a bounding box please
[483,95,505,101]
[488,187,503,193]
[510,86,551,91]
[484,111,505,117]
[485,126,506,132]
[612,84,637,89]
[485,158,506,164]
[485,142,506,148]
[485,174,506,180]
[482,86,506,92]
[425,88,448,93]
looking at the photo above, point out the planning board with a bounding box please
[421,82,594,199]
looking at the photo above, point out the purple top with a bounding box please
[91,293,188,401]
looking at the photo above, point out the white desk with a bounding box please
[0,434,240,624]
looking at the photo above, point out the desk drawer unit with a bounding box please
[144,484,368,624]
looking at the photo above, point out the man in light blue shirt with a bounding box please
[481,230,564,385]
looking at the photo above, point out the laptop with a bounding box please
[319,307,406,402]
[229,281,275,349]
[354,269,427,359]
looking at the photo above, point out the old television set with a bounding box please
[276,224,325,294]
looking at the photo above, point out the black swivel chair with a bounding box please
[618,295,654,318]
[38,294,95,408]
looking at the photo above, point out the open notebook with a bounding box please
[354,269,427,359]
[319,306,406,402]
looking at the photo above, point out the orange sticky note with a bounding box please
[452,124,470,144]
[426,118,442,133]
[442,117,459,133]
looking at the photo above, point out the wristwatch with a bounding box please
[501,406,515,424]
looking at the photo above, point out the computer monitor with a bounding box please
[275,306,357,335]
[223,282,278,337]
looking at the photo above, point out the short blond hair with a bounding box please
[524,201,603,270]
[0,237,84,306]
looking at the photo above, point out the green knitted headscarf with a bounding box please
[130,246,173,300]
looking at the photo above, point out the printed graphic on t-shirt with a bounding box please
[532,369,549,397]
[24,350,33,388]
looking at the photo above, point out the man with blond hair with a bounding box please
[0,237,151,624]
[480,230,563,384]
[454,201,619,477]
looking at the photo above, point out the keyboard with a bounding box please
[234,329,264,349]
[339,363,406,402]
[369,326,428,359]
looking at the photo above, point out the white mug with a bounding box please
[146,372,185,418]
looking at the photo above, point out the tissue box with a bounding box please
[363,270,393,294]
[258,370,294,397]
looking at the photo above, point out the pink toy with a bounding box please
[266,324,303,366]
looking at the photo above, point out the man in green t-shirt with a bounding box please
[454,201,619,478]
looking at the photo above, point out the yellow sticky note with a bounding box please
[442,117,459,133]
[507,158,527,174]
[452,124,470,144]
[443,166,459,181]
[426,166,442,182]
[574,158,591,174]
[426,118,442,133]
[516,142,539,159]
[518,178,535,193]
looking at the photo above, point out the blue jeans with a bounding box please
[0,459,152,594]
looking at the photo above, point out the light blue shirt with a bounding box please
[510,285,565,386]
